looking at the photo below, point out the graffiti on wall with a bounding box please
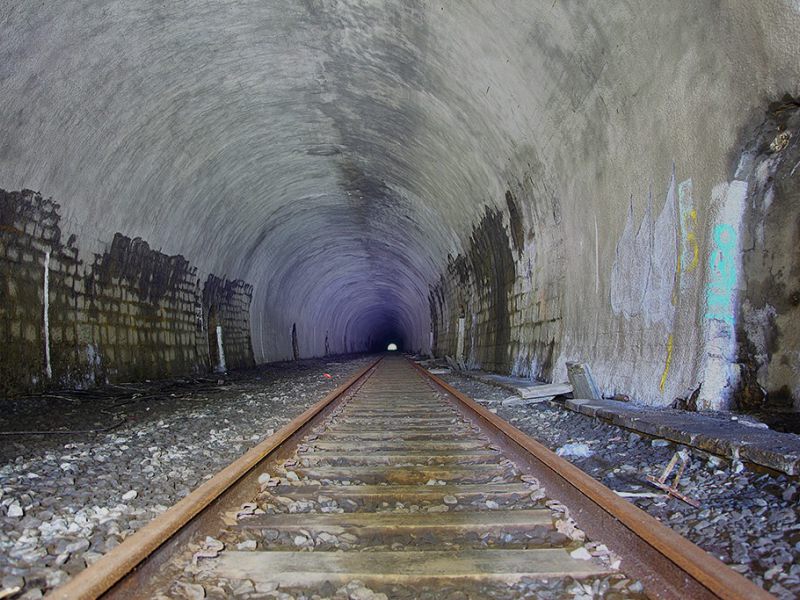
[643,171,678,327]
[610,169,678,327]
[610,168,708,394]
[608,165,751,404]
[610,195,649,319]
[703,180,747,326]
[657,177,696,392]
[705,223,739,325]
[696,180,748,409]
[659,334,674,392]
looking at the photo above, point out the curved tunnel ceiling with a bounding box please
[1,1,798,365]
[1,0,521,360]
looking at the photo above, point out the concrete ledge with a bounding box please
[457,370,572,400]
[562,398,800,476]
[445,368,800,476]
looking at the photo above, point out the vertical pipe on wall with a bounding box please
[594,215,600,295]
[258,308,265,363]
[43,250,52,380]
[215,325,226,372]
[456,316,466,365]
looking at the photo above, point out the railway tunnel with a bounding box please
[1,0,800,411]
[1,1,800,599]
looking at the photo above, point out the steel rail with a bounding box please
[48,353,773,599]
[411,359,774,600]
[47,357,382,600]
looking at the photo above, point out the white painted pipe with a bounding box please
[43,251,52,379]
[456,317,466,363]
[258,308,265,363]
[216,325,226,372]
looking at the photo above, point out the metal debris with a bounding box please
[770,130,791,153]
[646,450,700,508]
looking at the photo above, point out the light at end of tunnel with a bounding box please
[387,343,398,352]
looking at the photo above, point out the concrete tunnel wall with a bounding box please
[1,1,799,409]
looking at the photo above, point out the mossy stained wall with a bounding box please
[0,189,255,395]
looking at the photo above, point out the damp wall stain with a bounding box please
[455,206,515,371]
[736,98,800,410]
[505,190,525,255]
[430,175,565,379]
[0,187,255,396]
[90,233,193,306]
[203,274,256,371]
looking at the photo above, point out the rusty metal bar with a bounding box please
[47,357,382,600]
[647,450,700,507]
[411,359,774,600]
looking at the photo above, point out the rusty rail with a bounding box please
[47,357,382,600]
[49,354,774,599]
[411,359,774,600]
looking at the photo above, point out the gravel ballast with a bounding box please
[0,355,373,599]
[439,371,800,600]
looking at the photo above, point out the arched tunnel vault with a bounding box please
[1,1,799,410]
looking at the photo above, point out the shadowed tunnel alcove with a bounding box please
[1,1,799,412]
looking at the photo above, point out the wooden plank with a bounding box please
[329,425,474,433]
[296,465,510,484]
[329,417,472,433]
[316,431,479,441]
[203,549,609,585]
[339,415,458,421]
[268,482,532,500]
[351,394,437,397]
[299,448,498,459]
[334,416,460,424]
[301,448,498,456]
[339,414,458,420]
[331,422,463,429]
[349,404,440,408]
[352,395,435,399]
[237,509,552,534]
[337,408,453,413]
[345,401,449,406]
[337,413,457,418]
[309,440,488,451]
[298,454,499,466]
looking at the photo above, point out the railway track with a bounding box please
[50,355,773,599]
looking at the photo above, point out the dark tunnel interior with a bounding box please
[1,3,800,598]
[0,1,798,416]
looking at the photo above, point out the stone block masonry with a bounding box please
[203,275,256,373]
[0,188,255,396]
[430,182,565,382]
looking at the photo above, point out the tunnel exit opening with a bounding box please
[387,343,398,351]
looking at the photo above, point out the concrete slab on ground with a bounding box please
[561,397,800,476]
[455,370,572,401]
